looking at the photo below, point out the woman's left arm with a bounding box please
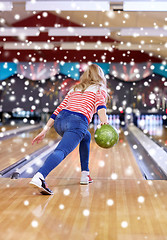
[32,118,54,145]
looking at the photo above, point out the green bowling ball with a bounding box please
[94,124,119,149]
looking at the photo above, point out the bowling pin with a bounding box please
[109,115,112,125]
[94,115,98,128]
[113,115,116,127]
[98,116,100,125]
[137,115,140,127]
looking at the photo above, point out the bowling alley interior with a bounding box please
[0,0,167,239]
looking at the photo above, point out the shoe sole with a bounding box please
[80,182,89,185]
[29,182,54,195]
[80,180,93,185]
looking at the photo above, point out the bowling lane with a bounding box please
[150,126,167,148]
[138,121,167,149]
[0,124,37,132]
[0,125,19,132]
[0,173,167,239]
[0,123,143,181]
[136,114,167,150]
[48,128,143,180]
[0,127,60,171]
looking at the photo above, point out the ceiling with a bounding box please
[0,0,166,63]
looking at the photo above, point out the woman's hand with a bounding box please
[32,118,54,145]
[32,130,47,145]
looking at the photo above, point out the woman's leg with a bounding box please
[30,111,88,194]
[38,131,84,178]
[79,130,91,172]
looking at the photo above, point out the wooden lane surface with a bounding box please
[48,129,143,180]
[0,128,166,240]
[152,126,167,146]
[0,178,167,240]
[0,125,17,132]
[0,127,60,171]
[0,126,143,180]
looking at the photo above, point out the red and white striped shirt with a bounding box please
[51,85,107,123]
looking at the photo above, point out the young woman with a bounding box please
[30,64,108,195]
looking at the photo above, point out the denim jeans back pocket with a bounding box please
[66,117,88,135]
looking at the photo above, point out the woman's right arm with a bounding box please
[95,89,108,125]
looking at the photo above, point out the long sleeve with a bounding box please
[95,89,107,112]
[50,94,70,120]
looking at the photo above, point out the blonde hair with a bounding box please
[72,64,107,93]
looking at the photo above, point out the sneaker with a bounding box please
[30,172,54,195]
[80,171,93,185]
[88,174,93,183]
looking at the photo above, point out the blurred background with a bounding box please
[0,1,167,128]
[0,0,167,178]
[1,2,167,239]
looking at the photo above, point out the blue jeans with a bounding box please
[38,110,91,178]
